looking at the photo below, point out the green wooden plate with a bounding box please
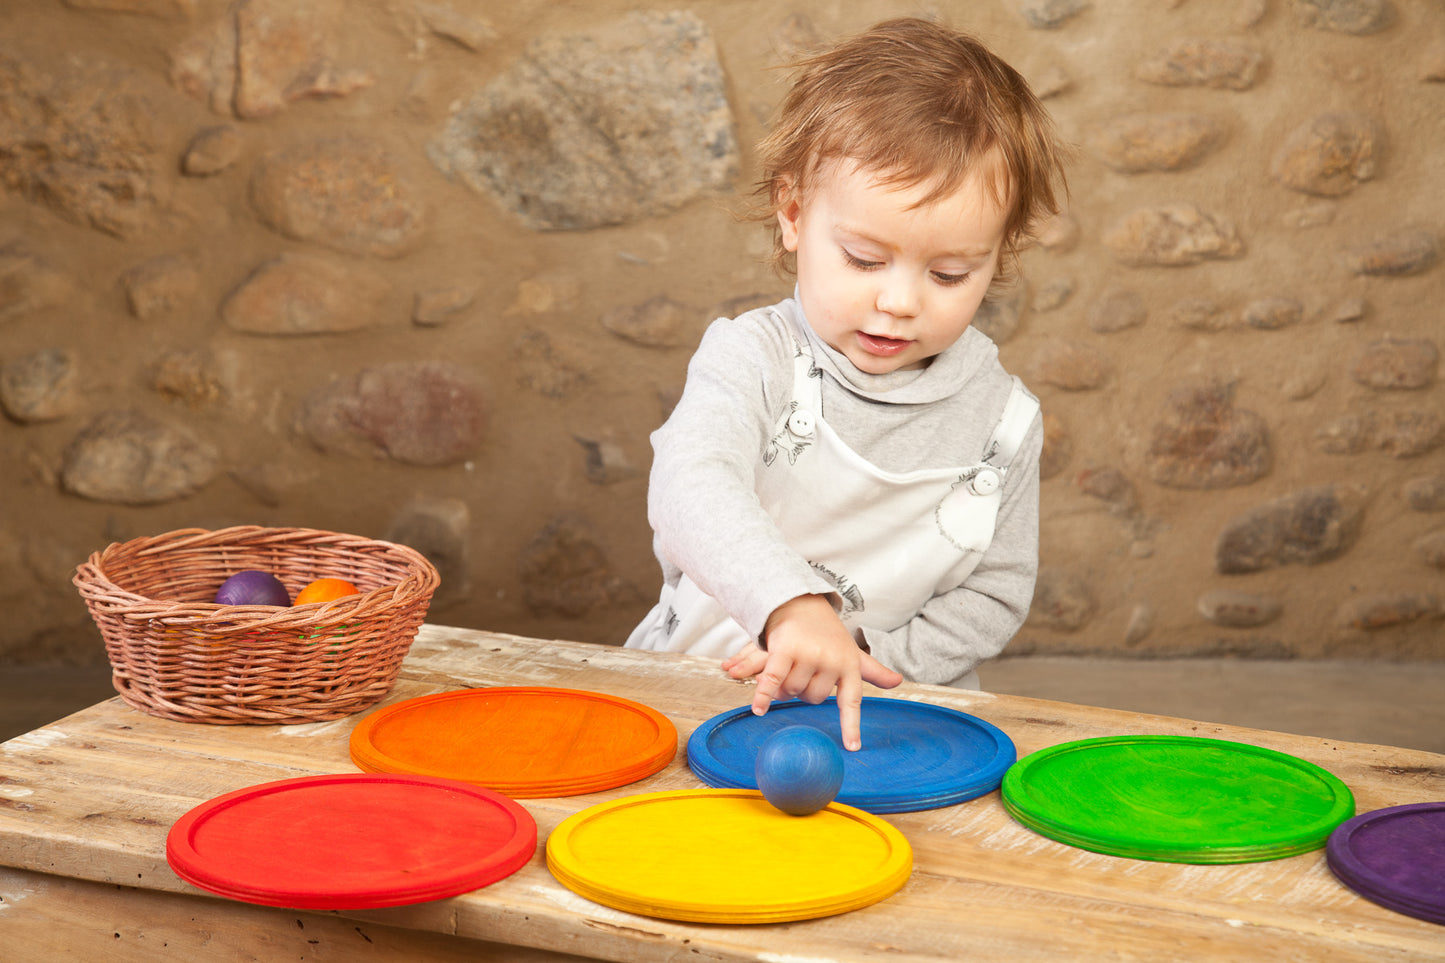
[1001,735,1355,863]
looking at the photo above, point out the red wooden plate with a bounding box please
[350,687,678,797]
[166,773,536,909]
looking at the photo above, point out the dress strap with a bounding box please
[783,338,821,438]
[982,377,1040,469]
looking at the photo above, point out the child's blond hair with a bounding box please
[754,17,1068,286]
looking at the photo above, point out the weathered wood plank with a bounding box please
[0,866,590,963]
[1,625,1442,962]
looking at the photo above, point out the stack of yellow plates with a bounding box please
[546,789,912,923]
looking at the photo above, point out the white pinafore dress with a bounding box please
[626,336,1038,687]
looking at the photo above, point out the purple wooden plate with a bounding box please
[1326,801,1445,925]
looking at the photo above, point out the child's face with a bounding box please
[777,156,1010,375]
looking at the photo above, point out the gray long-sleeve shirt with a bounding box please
[642,297,1042,686]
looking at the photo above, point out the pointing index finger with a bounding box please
[836,672,863,751]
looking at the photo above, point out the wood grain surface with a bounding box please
[2,624,1442,962]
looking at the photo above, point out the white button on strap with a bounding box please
[788,411,815,436]
[969,467,1001,496]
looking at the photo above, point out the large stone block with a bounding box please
[170,0,372,118]
[429,11,738,230]
[0,53,164,237]
[1104,204,1243,266]
[249,137,428,258]
[1144,382,1272,490]
[1215,484,1367,574]
[296,361,488,466]
[60,410,219,504]
[220,253,392,335]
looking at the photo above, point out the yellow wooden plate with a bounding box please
[546,788,912,923]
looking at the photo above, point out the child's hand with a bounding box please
[720,595,903,751]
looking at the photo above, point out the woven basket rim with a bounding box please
[73,524,440,628]
[73,525,439,724]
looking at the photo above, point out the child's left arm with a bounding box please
[860,417,1043,685]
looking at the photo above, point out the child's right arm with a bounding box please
[647,316,838,643]
[649,316,902,746]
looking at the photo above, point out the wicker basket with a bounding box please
[73,526,440,725]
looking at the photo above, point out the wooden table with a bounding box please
[2,625,1442,962]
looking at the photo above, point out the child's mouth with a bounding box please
[857,332,911,356]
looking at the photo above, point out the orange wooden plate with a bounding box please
[350,687,678,797]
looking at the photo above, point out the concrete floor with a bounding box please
[1,665,119,744]
[980,657,1445,756]
[3,658,1443,755]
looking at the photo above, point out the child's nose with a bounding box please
[876,269,921,318]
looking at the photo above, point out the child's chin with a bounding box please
[849,352,921,375]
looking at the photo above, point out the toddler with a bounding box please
[626,17,1068,749]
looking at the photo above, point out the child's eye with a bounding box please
[932,270,972,287]
[842,249,882,271]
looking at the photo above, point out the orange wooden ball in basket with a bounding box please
[294,577,362,606]
[73,526,440,725]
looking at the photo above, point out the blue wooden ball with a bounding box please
[754,725,845,816]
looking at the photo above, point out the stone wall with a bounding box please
[2,0,1441,667]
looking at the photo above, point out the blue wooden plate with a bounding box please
[687,696,1015,814]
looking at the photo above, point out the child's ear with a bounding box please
[774,177,802,253]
